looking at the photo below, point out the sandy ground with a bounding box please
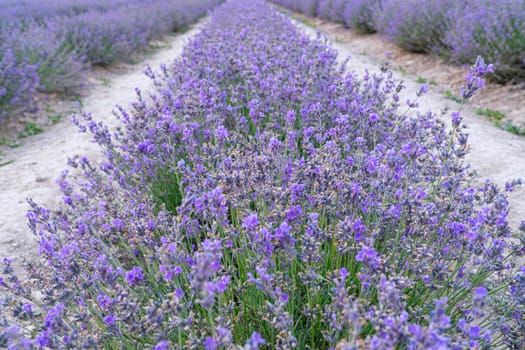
[292,19,525,232]
[0,24,203,269]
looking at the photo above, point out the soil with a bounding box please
[0,24,204,270]
[292,17,525,232]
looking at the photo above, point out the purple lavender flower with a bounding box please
[96,293,112,310]
[244,332,266,349]
[35,330,51,347]
[355,246,380,270]
[473,286,488,299]
[286,205,303,223]
[243,213,259,230]
[460,56,494,100]
[103,314,116,327]
[154,341,170,350]
[205,336,217,350]
[451,111,462,128]
[125,266,144,286]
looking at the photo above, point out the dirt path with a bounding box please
[0,24,203,267]
[293,20,525,231]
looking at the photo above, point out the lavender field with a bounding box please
[1,0,524,349]
[0,0,220,126]
[273,0,525,84]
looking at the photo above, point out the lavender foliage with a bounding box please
[1,0,524,349]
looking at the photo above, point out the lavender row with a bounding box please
[0,0,152,20]
[0,0,221,126]
[1,0,524,348]
[272,0,525,83]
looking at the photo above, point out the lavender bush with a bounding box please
[317,0,346,23]
[0,0,144,21]
[0,0,220,126]
[0,48,39,125]
[6,20,86,93]
[342,0,381,33]
[273,0,525,83]
[272,0,318,17]
[446,0,525,83]
[299,0,318,16]
[373,0,455,53]
[59,0,221,66]
[1,0,524,349]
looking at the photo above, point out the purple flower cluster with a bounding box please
[272,0,525,83]
[1,0,524,348]
[0,0,221,125]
